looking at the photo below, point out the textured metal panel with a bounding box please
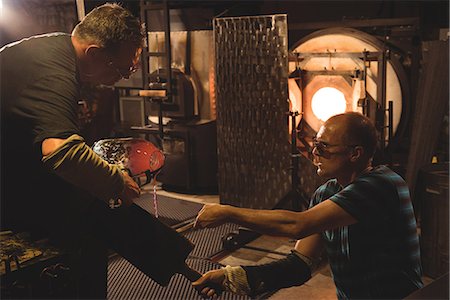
[214,15,291,209]
[134,193,203,226]
[108,256,248,300]
[184,223,240,259]
[108,222,246,300]
[108,195,247,299]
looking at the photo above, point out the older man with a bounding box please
[1,3,194,298]
[193,112,423,299]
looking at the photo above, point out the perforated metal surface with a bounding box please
[108,256,248,300]
[214,15,291,209]
[108,196,247,299]
[185,223,241,259]
[134,193,203,226]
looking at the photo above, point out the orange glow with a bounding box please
[311,87,346,121]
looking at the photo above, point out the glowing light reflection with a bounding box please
[311,87,347,121]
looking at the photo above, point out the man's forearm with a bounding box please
[42,134,124,202]
[225,206,306,239]
[221,250,313,297]
[221,199,355,239]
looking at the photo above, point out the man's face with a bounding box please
[94,43,142,86]
[312,121,353,179]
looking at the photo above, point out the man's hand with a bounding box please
[118,171,141,207]
[194,204,230,229]
[192,269,225,298]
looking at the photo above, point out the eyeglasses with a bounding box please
[312,138,357,156]
[107,61,139,79]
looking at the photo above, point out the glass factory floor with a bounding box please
[142,183,433,300]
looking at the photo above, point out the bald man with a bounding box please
[193,112,423,299]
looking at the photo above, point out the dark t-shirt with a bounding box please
[0,34,195,287]
[310,165,423,299]
[1,33,83,232]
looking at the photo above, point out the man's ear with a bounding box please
[85,45,105,61]
[349,146,364,162]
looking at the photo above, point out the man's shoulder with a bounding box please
[360,165,406,187]
[1,33,74,70]
[29,33,73,55]
[311,179,341,204]
[319,178,340,190]
[1,33,70,50]
[22,32,70,43]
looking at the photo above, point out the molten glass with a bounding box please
[92,138,165,177]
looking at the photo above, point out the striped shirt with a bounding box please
[310,165,423,299]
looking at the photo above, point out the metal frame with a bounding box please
[290,49,392,153]
[140,0,174,138]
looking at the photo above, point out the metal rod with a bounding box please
[162,0,172,102]
[175,219,196,233]
[388,100,394,143]
[290,110,300,211]
[293,51,381,59]
[140,0,149,90]
[242,245,288,256]
[362,50,368,116]
[158,101,164,139]
[377,49,387,149]
[76,0,85,21]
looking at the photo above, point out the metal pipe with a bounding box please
[388,100,394,143]
[377,49,387,149]
[162,0,172,103]
[76,0,85,21]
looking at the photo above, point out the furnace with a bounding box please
[288,27,409,154]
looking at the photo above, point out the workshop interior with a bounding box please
[0,0,448,299]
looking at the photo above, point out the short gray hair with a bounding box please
[73,3,145,52]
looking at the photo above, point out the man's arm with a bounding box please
[294,233,324,261]
[193,234,324,298]
[194,199,357,239]
[42,135,140,206]
[42,138,66,156]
